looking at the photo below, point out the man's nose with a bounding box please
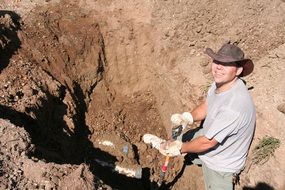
[216,63,223,69]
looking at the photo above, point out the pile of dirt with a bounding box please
[0,119,97,190]
[0,0,285,189]
[0,9,112,189]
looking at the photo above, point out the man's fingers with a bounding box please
[160,142,167,149]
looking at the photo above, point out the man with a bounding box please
[160,43,256,190]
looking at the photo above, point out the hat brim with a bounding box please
[239,59,254,77]
[205,48,254,77]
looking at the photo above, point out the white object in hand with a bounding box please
[143,134,183,157]
[182,112,194,125]
[171,112,193,129]
[160,140,183,157]
[143,134,165,150]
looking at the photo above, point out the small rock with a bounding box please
[20,151,25,156]
[202,65,212,74]
[33,182,39,188]
[190,49,196,55]
[50,176,59,184]
[16,91,24,98]
[7,94,15,102]
[31,156,39,162]
[146,154,154,164]
[25,182,34,190]
[22,85,33,97]
[11,175,17,181]
[200,60,209,67]
[44,180,55,190]
[39,184,45,189]
[136,143,147,153]
[41,171,48,177]
[277,103,285,114]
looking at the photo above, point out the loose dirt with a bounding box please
[0,0,285,189]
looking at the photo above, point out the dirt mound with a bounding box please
[0,119,96,190]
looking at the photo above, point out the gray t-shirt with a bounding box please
[199,79,256,173]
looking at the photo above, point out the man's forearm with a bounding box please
[180,136,217,153]
[191,101,207,122]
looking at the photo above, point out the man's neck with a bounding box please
[215,78,238,94]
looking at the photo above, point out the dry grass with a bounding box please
[200,82,211,96]
[252,136,281,165]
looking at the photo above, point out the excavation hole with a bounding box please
[17,2,173,189]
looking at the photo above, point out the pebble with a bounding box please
[11,175,17,181]
[136,143,147,153]
[39,184,45,189]
[50,176,59,184]
[25,182,34,190]
[31,156,39,162]
[44,180,55,190]
[202,64,211,74]
[277,103,285,114]
[146,155,154,164]
[17,169,23,174]
[22,85,33,97]
[20,151,26,156]
[42,171,48,177]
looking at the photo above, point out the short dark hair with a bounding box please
[236,60,246,68]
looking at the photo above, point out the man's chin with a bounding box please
[214,78,223,84]
[214,81,225,88]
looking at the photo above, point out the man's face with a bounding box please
[211,60,242,87]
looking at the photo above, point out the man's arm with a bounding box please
[191,100,208,122]
[180,135,218,153]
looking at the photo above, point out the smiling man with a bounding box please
[160,43,256,190]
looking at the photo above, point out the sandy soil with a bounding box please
[0,0,285,189]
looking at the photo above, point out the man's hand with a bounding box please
[171,112,194,130]
[159,140,183,157]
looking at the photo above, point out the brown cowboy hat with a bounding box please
[205,43,254,77]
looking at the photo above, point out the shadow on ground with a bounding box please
[0,88,155,189]
[0,10,21,71]
[243,182,275,190]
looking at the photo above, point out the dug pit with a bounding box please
[14,2,191,189]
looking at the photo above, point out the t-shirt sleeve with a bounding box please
[204,108,239,143]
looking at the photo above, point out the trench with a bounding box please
[15,2,171,190]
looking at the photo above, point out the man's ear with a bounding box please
[236,67,243,76]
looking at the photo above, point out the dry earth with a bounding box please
[0,0,285,190]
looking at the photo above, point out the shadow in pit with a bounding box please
[0,11,21,71]
[0,84,153,189]
[242,182,274,190]
[71,82,154,189]
[0,160,3,177]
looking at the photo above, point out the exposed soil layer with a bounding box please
[1,0,285,190]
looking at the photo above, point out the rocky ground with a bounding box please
[0,0,285,189]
